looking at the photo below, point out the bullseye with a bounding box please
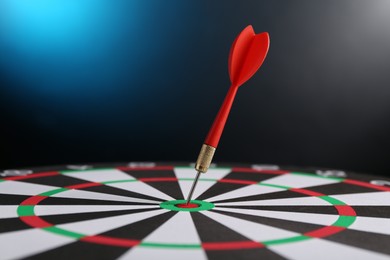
[176,203,199,208]
[159,199,214,212]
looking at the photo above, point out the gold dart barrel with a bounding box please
[195,144,216,173]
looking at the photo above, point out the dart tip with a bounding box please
[186,171,201,204]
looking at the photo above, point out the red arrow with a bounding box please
[205,25,270,148]
[186,25,270,204]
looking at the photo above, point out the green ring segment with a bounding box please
[160,199,214,212]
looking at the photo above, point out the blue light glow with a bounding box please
[0,0,141,102]
[0,0,203,134]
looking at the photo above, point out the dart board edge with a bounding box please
[0,162,389,260]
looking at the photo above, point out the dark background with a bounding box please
[0,1,389,176]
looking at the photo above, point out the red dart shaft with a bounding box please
[205,85,238,148]
[186,25,269,204]
[186,85,238,204]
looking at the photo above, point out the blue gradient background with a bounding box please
[1,1,390,176]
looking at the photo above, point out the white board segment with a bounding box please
[62,169,133,182]
[269,238,390,260]
[119,247,207,260]
[178,180,218,200]
[52,189,159,204]
[174,167,231,200]
[0,229,74,260]
[331,192,390,206]
[349,216,390,235]
[215,196,329,207]
[0,181,58,196]
[140,212,201,244]
[0,206,18,219]
[58,209,167,235]
[107,182,173,201]
[34,205,159,217]
[207,184,285,202]
[261,174,339,189]
[201,210,298,241]
[63,169,174,200]
[214,207,338,226]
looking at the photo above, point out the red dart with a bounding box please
[206,25,270,148]
[186,25,270,204]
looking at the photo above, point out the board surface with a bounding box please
[1,162,389,260]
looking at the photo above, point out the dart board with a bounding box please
[1,162,389,260]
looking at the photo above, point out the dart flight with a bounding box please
[186,25,270,204]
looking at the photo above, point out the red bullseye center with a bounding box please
[176,203,200,208]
